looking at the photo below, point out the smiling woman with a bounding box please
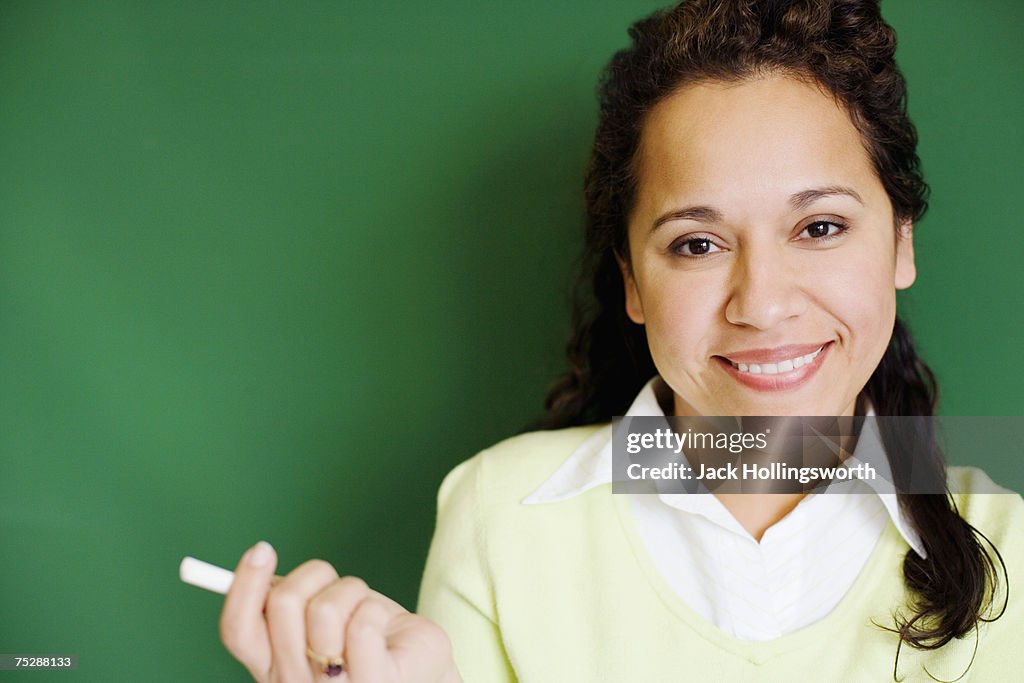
[620,75,916,418]
[214,1,1023,681]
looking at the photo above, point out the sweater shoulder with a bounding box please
[943,467,1024,666]
[947,465,1024,565]
[947,466,1022,517]
[947,465,1019,496]
[437,424,607,511]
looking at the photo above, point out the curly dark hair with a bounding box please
[540,0,1007,679]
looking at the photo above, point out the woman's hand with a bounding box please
[219,541,462,683]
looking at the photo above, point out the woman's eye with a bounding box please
[801,220,847,240]
[672,237,721,257]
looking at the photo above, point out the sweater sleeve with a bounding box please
[416,455,516,683]
[950,474,1024,681]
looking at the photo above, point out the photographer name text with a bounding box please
[627,461,876,485]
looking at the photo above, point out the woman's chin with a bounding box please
[683,390,852,417]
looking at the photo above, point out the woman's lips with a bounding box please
[715,341,833,392]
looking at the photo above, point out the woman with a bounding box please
[219,0,1022,680]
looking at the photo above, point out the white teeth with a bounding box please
[730,345,825,375]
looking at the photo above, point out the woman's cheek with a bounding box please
[645,280,716,375]
[825,259,898,366]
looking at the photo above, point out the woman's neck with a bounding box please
[659,379,866,542]
[714,491,808,542]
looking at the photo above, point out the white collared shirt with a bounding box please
[524,376,926,641]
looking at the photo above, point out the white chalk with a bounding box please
[180,556,235,594]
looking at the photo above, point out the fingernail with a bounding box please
[248,541,274,567]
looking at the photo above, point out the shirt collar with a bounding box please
[523,375,926,558]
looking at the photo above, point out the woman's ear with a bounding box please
[615,251,645,324]
[895,220,916,290]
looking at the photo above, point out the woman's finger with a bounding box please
[220,541,278,681]
[265,559,340,682]
[305,576,371,672]
[384,612,455,683]
[366,589,407,616]
[343,597,396,683]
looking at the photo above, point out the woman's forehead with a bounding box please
[633,74,882,215]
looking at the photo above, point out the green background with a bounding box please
[1,1,1021,680]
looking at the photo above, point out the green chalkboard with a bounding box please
[1,1,1021,680]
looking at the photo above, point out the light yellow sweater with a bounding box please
[417,426,1024,682]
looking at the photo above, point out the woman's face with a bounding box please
[621,74,916,417]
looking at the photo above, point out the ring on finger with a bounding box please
[306,646,345,678]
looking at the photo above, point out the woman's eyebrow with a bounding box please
[650,186,864,233]
[650,205,723,232]
[790,185,864,211]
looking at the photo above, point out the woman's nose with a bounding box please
[724,249,808,329]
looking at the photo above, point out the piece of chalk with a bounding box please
[180,556,235,594]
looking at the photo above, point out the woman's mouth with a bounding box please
[714,341,833,392]
[729,344,826,375]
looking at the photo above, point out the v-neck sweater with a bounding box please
[418,426,1024,682]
